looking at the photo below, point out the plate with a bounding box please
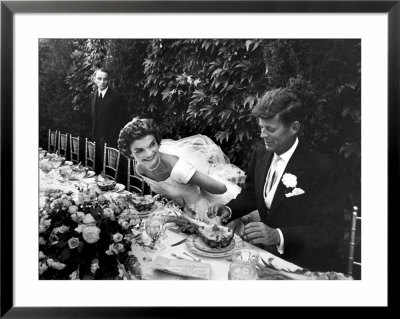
[131,204,158,216]
[193,235,236,254]
[91,183,125,193]
[69,173,87,180]
[84,170,96,178]
[186,234,243,258]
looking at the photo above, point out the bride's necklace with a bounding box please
[146,153,161,171]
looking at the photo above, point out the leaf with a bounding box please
[149,88,158,97]
[342,107,350,118]
[211,68,222,78]
[77,241,84,254]
[243,95,256,108]
[148,103,157,112]
[251,41,261,52]
[225,84,234,91]
[215,130,230,143]
[214,81,222,90]
[191,89,206,99]
[60,247,71,262]
[245,40,253,51]
[235,62,249,70]
[339,142,360,158]
[89,207,101,221]
[161,89,172,101]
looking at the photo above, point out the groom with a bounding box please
[208,88,345,272]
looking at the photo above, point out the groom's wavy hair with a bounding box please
[252,87,304,127]
[118,117,163,158]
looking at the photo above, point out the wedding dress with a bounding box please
[138,135,246,223]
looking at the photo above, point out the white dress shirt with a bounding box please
[264,137,299,254]
[98,87,108,99]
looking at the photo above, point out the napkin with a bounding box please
[153,256,211,280]
[285,187,305,198]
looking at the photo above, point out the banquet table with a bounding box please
[39,164,304,280]
[131,226,302,280]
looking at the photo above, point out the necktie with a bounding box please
[99,92,103,100]
[264,155,281,198]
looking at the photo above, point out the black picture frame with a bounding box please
[1,0,395,317]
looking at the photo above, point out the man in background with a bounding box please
[90,67,129,180]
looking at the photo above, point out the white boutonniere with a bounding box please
[281,173,305,198]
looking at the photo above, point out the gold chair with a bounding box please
[103,143,120,180]
[127,157,145,195]
[69,135,80,164]
[85,138,96,171]
[347,206,361,278]
[58,132,68,158]
[48,129,58,153]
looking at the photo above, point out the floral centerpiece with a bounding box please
[39,188,144,280]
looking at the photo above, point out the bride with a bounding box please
[117,117,245,223]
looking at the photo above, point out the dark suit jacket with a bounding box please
[227,141,345,272]
[90,87,129,148]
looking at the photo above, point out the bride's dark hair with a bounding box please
[118,117,162,158]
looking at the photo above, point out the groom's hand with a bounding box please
[243,222,280,246]
[207,204,231,222]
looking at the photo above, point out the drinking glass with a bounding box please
[231,248,260,265]
[52,157,64,170]
[45,159,59,179]
[39,149,47,160]
[40,160,52,179]
[145,212,166,252]
[59,165,73,185]
[228,261,258,280]
[152,209,169,239]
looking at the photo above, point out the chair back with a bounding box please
[103,143,120,180]
[69,135,80,164]
[127,157,145,195]
[85,138,96,171]
[347,206,361,278]
[48,129,58,153]
[58,132,68,158]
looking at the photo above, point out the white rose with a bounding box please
[282,173,297,188]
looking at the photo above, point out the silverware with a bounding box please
[171,253,186,260]
[261,257,280,271]
[171,252,201,263]
[183,251,202,262]
[256,262,267,271]
[261,257,270,268]
[170,238,187,247]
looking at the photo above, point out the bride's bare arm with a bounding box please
[188,171,227,194]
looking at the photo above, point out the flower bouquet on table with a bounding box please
[39,188,143,280]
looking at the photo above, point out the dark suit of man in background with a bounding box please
[208,88,345,272]
[90,68,129,180]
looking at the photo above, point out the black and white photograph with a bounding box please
[38,38,361,281]
[1,0,393,314]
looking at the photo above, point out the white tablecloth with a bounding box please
[131,226,302,280]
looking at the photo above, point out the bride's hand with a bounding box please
[207,204,231,222]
